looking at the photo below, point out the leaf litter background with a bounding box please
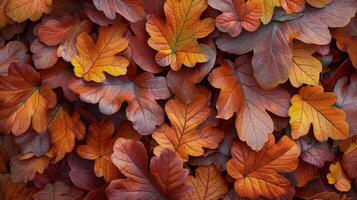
[0,0,356,199]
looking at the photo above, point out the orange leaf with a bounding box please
[76,119,121,182]
[209,0,263,37]
[0,63,57,136]
[0,41,30,74]
[5,0,52,23]
[71,23,129,82]
[289,85,349,141]
[10,155,50,183]
[0,174,35,200]
[0,135,18,173]
[47,106,85,162]
[37,16,93,62]
[227,135,300,199]
[327,162,351,192]
[152,89,224,161]
[185,165,228,200]
[0,0,11,28]
[69,72,171,135]
[343,143,357,182]
[92,0,145,22]
[107,139,191,199]
[280,0,305,14]
[146,0,215,70]
[208,55,290,150]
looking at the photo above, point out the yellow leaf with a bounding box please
[289,85,349,141]
[289,42,322,87]
[259,0,280,24]
[72,23,129,82]
[146,0,215,71]
[327,162,351,192]
[5,0,52,23]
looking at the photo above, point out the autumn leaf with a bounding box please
[83,0,116,26]
[280,0,305,14]
[332,17,357,68]
[227,135,300,199]
[5,0,52,23]
[289,85,349,141]
[33,182,77,200]
[292,161,319,187]
[0,174,35,200]
[0,63,57,136]
[185,165,228,200]
[47,106,85,162]
[327,162,351,192]
[92,0,145,22]
[76,119,121,182]
[258,0,280,24]
[0,0,11,29]
[71,23,129,82]
[10,155,50,183]
[0,41,30,74]
[152,89,224,161]
[69,72,171,135]
[0,135,18,173]
[334,73,357,136]
[31,39,58,70]
[208,55,290,150]
[216,0,357,89]
[107,138,191,200]
[37,15,93,62]
[289,42,322,88]
[342,143,357,184]
[146,0,215,70]
[208,0,263,37]
[15,131,50,158]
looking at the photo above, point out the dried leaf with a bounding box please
[92,0,145,22]
[5,0,52,23]
[10,155,50,183]
[0,174,35,200]
[0,41,30,74]
[327,162,351,192]
[146,0,215,70]
[33,182,74,200]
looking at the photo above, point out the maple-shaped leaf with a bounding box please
[47,106,85,162]
[146,0,215,71]
[227,135,300,199]
[289,85,349,141]
[37,15,93,62]
[71,23,129,82]
[334,73,357,136]
[0,41,30,74]
[92,0,145,22]
[0,63,57,136]
[185,165,228,200]
[327,162,351,192]
[69,72,171,135]
[208,0,263,37]
[10,155,50,183]
[33,182,78,200]
[0,174,35,200]
[152,89,224,161]
[342,143,357,184]
[0,135,18,173]
[289,42,322,88]
[208,55,290,150]
[4,0,52,23]
[76,119,121,182]
[106,138,191,200]
[31,39,58,70]
[332,17,357,68]
[216,0,357,89]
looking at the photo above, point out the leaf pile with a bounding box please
[0,0,356,199]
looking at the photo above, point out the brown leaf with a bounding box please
[10,155,50,183]
[0,174,35,200]
[0,41,30,74]
[92,0,145,22]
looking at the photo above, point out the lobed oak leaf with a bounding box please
[10,155,50,183]
[0,41,31,74]
[0,174,35,200]
[258,0,280,24]
[185,165,228,200]
[227,135,300,199]
[289,85,349,141]
[289,42,322,88]
[92,0,145,22]
[37,15,93,62]
[69,72,171,135]
[47,106,85,162]
[332,17,357,68]
[4,0,52,23]
[146,0,215,71]
[327,162,351,192]
[33,182,78,200]
[0,63,57,136]
[216,0,357,89]
[76,119,121,182]
[334,73,357,136]
[107,138,191,200]
[208,0,263,37]
[31,39,58,70]
[152,89,224,161]
[208,55,290,150]
[71,23,129,82]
